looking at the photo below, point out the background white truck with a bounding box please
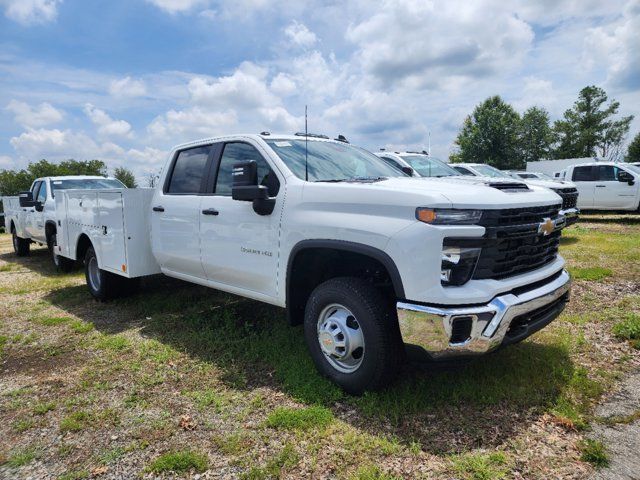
[3,176,125,269]
[51,134,571,393]
[554,162,640,211]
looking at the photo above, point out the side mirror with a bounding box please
[618,171,635,185]
[401,166,414,176]
[18,191,35,208]
[231,160,275,215]
[34,202,44,212]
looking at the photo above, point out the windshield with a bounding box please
[401,155,458,177]
[472,164,512,178]
[266,139,403,182]
[51,178,126,197]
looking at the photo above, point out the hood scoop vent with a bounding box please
[487,182,530,192]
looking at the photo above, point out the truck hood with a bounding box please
[522,179,576,189]
[303,176,562,210]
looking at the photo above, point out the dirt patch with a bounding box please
[0,347,82,378]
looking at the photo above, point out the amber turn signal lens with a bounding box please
[416,208,437,223]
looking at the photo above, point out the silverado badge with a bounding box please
[538,218,555,236]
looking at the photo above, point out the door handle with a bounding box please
[152,206,165,212]
[202,208,219,216]
[595,185,606,187]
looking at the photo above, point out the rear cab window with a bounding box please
[165,145,212,194]
[572,166,593,181]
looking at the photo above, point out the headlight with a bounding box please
[416,208,483,225]
[441,246,481,286]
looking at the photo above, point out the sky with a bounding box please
[0,0,639,181]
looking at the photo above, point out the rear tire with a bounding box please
[84,246,123,301]
[50,233,75,272]
[303,277,404,395]
[12,230,30,257]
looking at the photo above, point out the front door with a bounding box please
[24,181,42,239]
[32,180,48,243]
[571,166,595,209]
[593,165,639,209]
[199,141,284,299]
[150,144,214,280]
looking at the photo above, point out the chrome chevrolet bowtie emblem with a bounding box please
[538,218,555,236]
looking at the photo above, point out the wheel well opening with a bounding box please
[45,222,56,242]
[286,246,400,326]
[76,234,93,263]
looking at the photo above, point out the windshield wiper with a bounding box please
[315,176,388,183]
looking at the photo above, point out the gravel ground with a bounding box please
[591,370,640,480]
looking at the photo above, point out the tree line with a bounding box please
[450,86,638,170]
[0,159,137,198]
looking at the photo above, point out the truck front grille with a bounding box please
[445,204,563,281]
[553,187,578,210]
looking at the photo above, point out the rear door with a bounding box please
[571,166,595,208]
[199,141,283,298]
[150,144,214,280]
[592,165,639,209]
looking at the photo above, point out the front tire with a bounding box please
[303,277,404,395]
[12,230,30,257]
[50,233,75,272]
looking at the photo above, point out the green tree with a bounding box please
[519,106,552,163]
[113,167,137,188]
[626,132,640,163]
[551,86,634,159]
[452,96,522,169]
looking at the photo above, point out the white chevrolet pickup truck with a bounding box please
[3,176,125,269]
[51,134,571,393]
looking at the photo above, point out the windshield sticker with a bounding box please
[274,141,291,147]
[53,181,62,184]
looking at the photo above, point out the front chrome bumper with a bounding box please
[397,269,571,359]
[560,207,580,225]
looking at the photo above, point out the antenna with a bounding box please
[304,105,309,181]
[428,131,431,156]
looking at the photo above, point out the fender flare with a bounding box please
[285,239,406,303]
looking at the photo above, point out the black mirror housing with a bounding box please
[18,191,35,208]
[401,166,414,176]
[231,160,275,215]
[618,171,635,185]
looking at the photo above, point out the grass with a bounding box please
[145,450,208,474]
[37,315,72,326]
[265,405,334,431]
[568,266,613,281]
[578,439,609,468]
[4,447,39,468]
[12,418,35,433]
[612,313,640,343]
[349,465,402,480]
[59,411,91,432]
[69,319,94,333]
[451,452,510,480]
[241,443,299,480]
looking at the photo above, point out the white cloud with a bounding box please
[270,73,297,97]
[147,107,237,140]
[1,0,61,25]
[10,128,101,159]
[145,0,207,14]
[346,0,534,88]
[6,100,64,127]
[283,20,317,48]
[83,104,133,138]
[109,76,147,98]
[0,155,14,168]
[583,0,640,92]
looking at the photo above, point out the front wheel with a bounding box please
[50,233,75,272]
[12,230,30,257]
[303,277,404,395]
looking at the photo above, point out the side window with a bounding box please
[595,165,617,181]
[453,166,472,176]
[31,181,42,200]
[381,157,404,172]
[36,182,47,202]
[215,143,280,197]
[572,166,593,182]
[166,145,211,194]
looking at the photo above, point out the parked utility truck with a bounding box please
[51,134,571,393]
[3,176,126,269]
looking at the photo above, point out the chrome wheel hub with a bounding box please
[317,304,365,373]
[87,256,101,291]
